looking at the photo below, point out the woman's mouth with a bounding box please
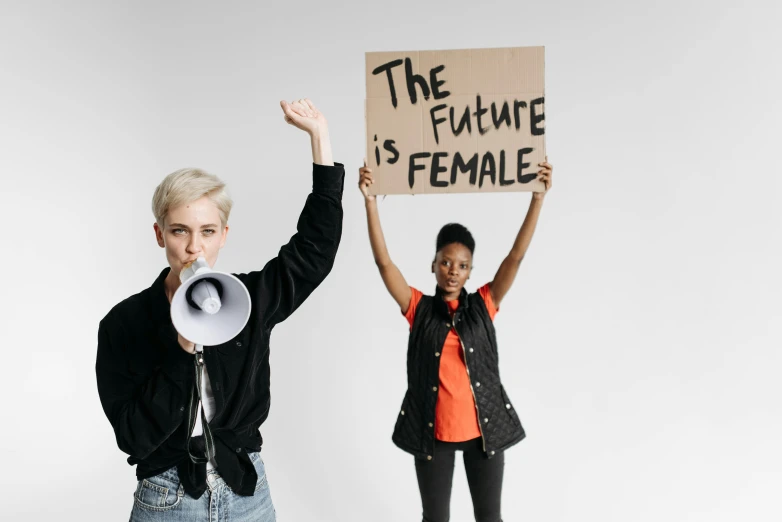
[447,279,459,286]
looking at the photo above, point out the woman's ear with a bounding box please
[154,222,165,248]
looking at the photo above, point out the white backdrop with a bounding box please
[1,1,780,521]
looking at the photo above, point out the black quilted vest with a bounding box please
[392,286,525,460]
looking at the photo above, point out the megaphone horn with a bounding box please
[170,258,252,347]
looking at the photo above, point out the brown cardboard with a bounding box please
[366,46,546,195]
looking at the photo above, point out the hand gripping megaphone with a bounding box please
[170,257,251,347]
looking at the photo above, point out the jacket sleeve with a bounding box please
[243,162,344,329]
[95,314,193,460]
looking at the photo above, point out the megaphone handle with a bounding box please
[186,342,216,464]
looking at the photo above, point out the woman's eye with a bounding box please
[203,229,215,236]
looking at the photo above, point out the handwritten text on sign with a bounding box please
[365,47,546,195]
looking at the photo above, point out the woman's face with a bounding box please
[153,196,229,277]
[432,242,472,300]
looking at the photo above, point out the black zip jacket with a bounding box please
[392,285,525,460]
[96,163,344,498]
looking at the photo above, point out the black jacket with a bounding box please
[392,285,525,460]
[96,163,344,498]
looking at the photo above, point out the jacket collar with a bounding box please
[147,267,179,343]
[148,267,172,318]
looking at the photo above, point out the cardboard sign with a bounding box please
[365,46,546,195]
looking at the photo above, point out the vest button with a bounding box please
[428,422,433,428]
[435,352,440,357]
[484,418,489,423]
[427,455,432,461]
[491,451,496,456]
[476,382,481,387]
[445,323,451,328]
[506,404,511,409]
[469,348,474,353]
[401,410,405,415]
[432,386,438,392]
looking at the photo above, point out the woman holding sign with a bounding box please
[358,158,552,522]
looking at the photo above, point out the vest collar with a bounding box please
[433,285,470,321]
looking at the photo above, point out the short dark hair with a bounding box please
[436,223,475,255]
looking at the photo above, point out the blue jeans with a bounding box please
[129,452,276,522]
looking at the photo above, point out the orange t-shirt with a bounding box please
[404,284,498,442]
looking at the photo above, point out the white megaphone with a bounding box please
[170,257,251,347]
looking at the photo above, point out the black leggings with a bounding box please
[414,437,504,522]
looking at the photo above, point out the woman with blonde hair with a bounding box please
[96,99,344,521]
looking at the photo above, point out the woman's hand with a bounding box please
[359,160,376,202]
[177,333,196,355]
[280,98,328,138]
[534,156,553,200]
[280,98,333,165]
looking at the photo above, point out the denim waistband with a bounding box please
[156,451,261,491]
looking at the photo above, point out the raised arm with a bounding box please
[241,99,344,328]
[360,162,412,313]
[490,158,553,307]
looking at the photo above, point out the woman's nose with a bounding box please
[187,236,202,253]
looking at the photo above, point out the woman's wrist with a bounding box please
[309,127,333,166]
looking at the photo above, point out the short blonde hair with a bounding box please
[152,168,233,227]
